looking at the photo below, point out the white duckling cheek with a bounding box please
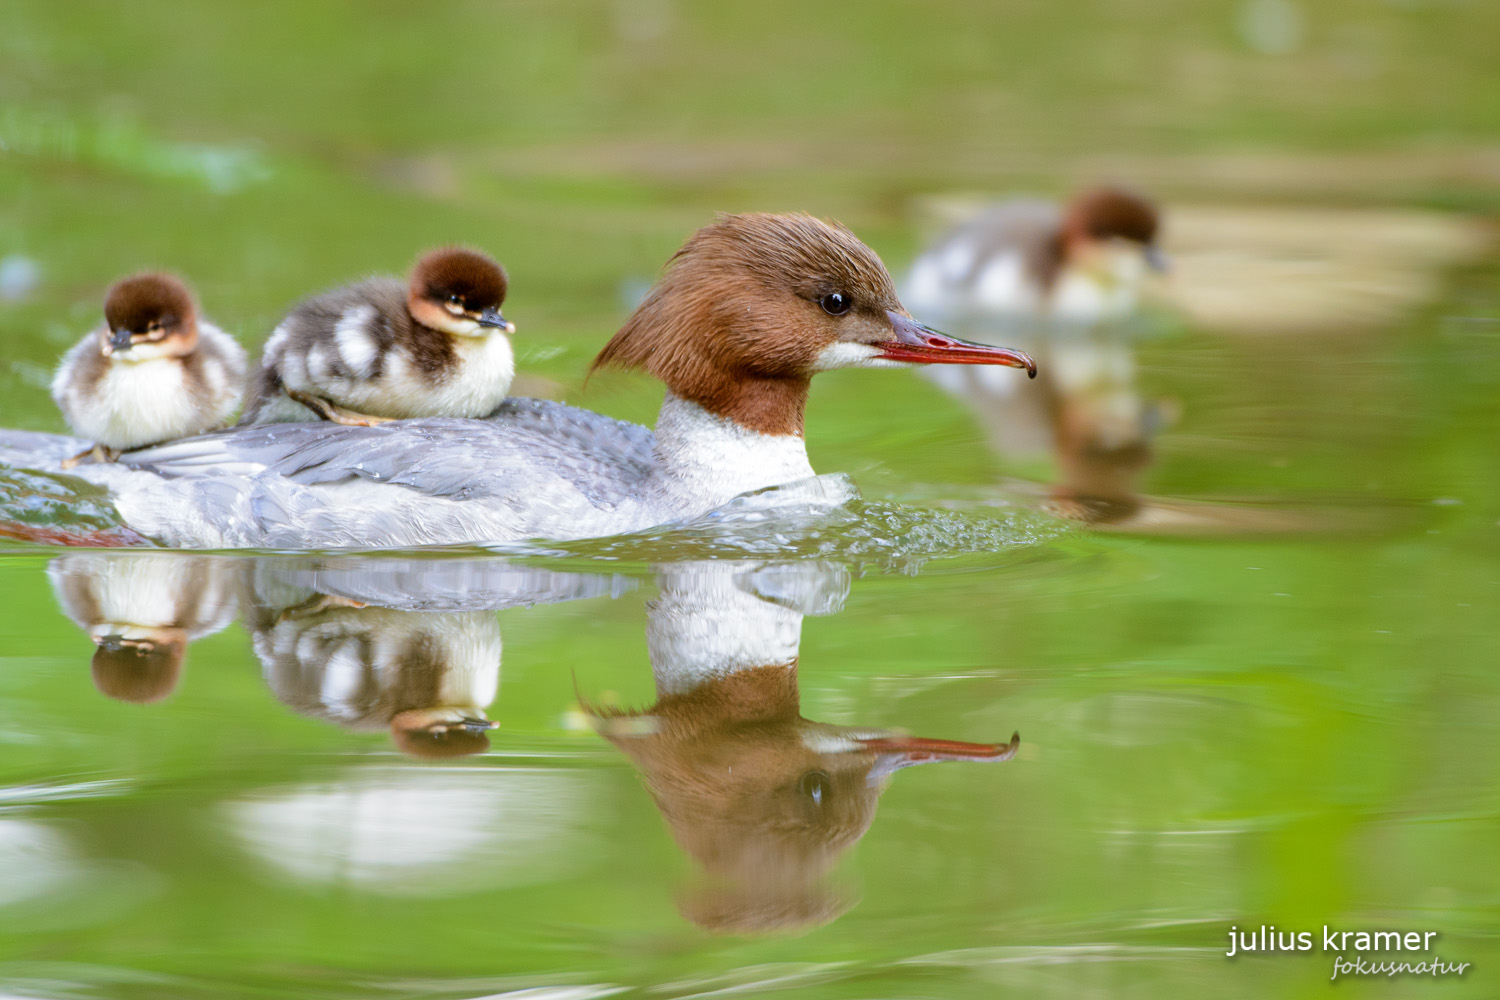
[1111,245,1149,286]
[810,341,915,371]
[434,313,485,338]
[114,339,179,363]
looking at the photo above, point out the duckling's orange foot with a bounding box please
[60,445,120,469]
[276,592,369,624]
[285,390,393,427]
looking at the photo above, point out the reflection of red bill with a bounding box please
[859,730,1021,766]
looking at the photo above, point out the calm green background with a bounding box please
[2,1,1499,997]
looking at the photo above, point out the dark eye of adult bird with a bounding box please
[799,770,831,807]
[820,292,850,316]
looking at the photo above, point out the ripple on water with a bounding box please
[0,465,1067,568]
[0,467,146,547]
[494,475,1070,572]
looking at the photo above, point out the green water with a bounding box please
[3,2,1500,997]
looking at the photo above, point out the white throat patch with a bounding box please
[652,393,815,510]
[809,341,913,372]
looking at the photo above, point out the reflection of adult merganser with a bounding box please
[1,214,1034,548]
[591,562,1018,933]
[48,552,237,703]
[242,565,503,758]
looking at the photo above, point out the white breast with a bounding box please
[51,324,245,449]
[1049,248,1148,324]
[647,566,804,695]
[279,307,516,420]
[651,393,815,511]
[410,333,516,419]
[48,552,235,635]
[54,358,196,451]
[268,608,502,719]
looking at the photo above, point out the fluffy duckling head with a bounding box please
[389,707,497,759]
[1061,186,1167,273]
[101,273,199,360]
[90,629,187,703]
[406,247,513,338]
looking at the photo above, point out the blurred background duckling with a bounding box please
[48,552,238,704]
[903,185,1175,525]
[905,185,1165,327]
[241,246,516,426]
[242,566,501,758]
[51,273,247,466]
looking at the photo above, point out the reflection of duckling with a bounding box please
[243,577,501,758]
[52,274,247,466]
[905,186,1165,327]
[241,247,516,426]
[590,563,1017,934]
[48,552,237,703]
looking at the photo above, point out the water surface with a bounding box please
[1,257,1498,998]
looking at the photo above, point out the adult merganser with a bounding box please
[904,186,1165,327]
[240,247,516,426]
[51,274,246,466]
[6,213,1034,548]
[48,551,237,703]
[590,561,1018,933]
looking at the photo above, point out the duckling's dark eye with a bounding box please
[447,294,463,306]
[819,292,850,316]
[799,770,831,807]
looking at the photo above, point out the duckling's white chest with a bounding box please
[1049,251,1146,324]
[307,611,502,715]
[419,333,516,419]
[322,331,515,419]
[71,359,201,450]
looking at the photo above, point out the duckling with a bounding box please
[48,551,238,704]
[241,565,502,758]
[52,273,246,467]
[241,247,517,426]
[904,185,1166,327]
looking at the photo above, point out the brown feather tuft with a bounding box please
[103,273,197,335]
[410,247,508,311]
[91,637,185,703]
[590,213,904,435]
[1064,187,1161,246]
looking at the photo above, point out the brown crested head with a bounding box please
[588,666,878,934]
[407,247,512,333]
[592,213,901,434]
[588,664,1018,934]
[591,213,1035,435]
[90,633,186,703]
[101,273,198,356]
[1062,186,1161,248]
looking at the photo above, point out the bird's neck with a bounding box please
[651,392,815,511]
